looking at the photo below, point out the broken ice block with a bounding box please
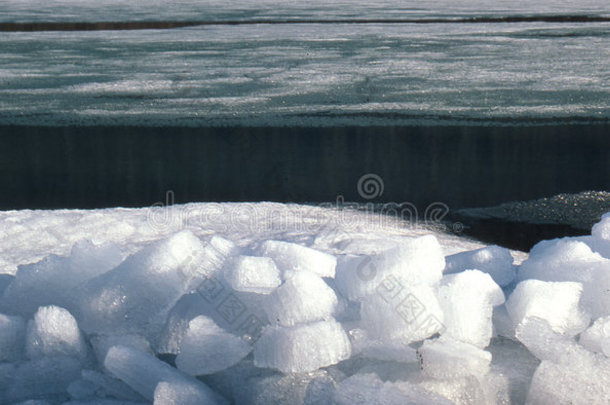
[579,316,610,356]
[76,231,230,339]
[7,356,82,402]
[437,270,505,348]
[256,240,336,278]
[264,270,338,326]
[1,240,123,317]
[224,255,281,294]
[26,305,88,362]
[417,337,492,379]
[518,238,610,318]
[253,319,351,373]
[444,245,516,287]
[335,235,445,301]
[359,280,444,344]
[176,316,251,375]
[506,279,590,336]
[104,345,226,404]
[333,373,451,405]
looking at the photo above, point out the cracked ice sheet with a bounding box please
[0,21,609,126]
[0,202,502,276]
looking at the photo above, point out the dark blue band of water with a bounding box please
[1,124,609,211]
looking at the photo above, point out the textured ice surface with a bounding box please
[176,316,251,376]
[224,255,281,294]
[517,317,610,404]
[518,238,610,318]
[333,373,452,405]
[154,380,223,405]
[418,337,492,379]
[506,279,591,336]
[8,356,82,403]
[580,316,610,356]
[0,313,25,362]
[231,369,332,405]
[348,328,418,363]
[359,280,444,344]
[104,345,226,404]
[76,231,222,338]
[444,245,516,287]
[5,201,608,403]
[256,240,336,278]
[264,270,338,326]
[89,334,153,365]
[80,369,145,402]
[1,241,123,317]
[26,305,88,361]
[0,11,609,126]
[437,270,505,348]
[254,319,351,373]
[335,235,445,301]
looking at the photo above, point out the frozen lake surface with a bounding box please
[0,0,608,126]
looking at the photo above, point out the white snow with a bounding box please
[3,201,610,403]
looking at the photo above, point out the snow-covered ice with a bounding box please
[2,201,610,402]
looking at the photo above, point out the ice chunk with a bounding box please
[176,316,252,376]
[437,270,505,348]
[304,375,336,405]
[26,305,88,362]
[81,369,145,402]
[444,245,516,287]
[200,236,239,277]
[253,319,351,373]
[348,328,418,363]
[7,356,82,402]
[224,255,280,294]
[104,345,226,404]
[90,334,153,365]
[233,369,332,405]
[256,240,336,278]
[580,316,610,356]
[518,238,610,318]
[264,270,338,326]
[359,278,444,344]
[417,337,492,379]
[77,231,230,338]
[506,279,590,336]
[0,313,25,361]
[154,380,226,405]
[335,235,445,301]
[592,213,610,241]
[1,241,123,317]
[527,360,610,404]
[416,375,490,405]
[333,373,451,405]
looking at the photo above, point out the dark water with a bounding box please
[1,124,609,211]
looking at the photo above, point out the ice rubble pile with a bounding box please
[2,214,610,404]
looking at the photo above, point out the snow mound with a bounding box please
[2,202,610,403]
